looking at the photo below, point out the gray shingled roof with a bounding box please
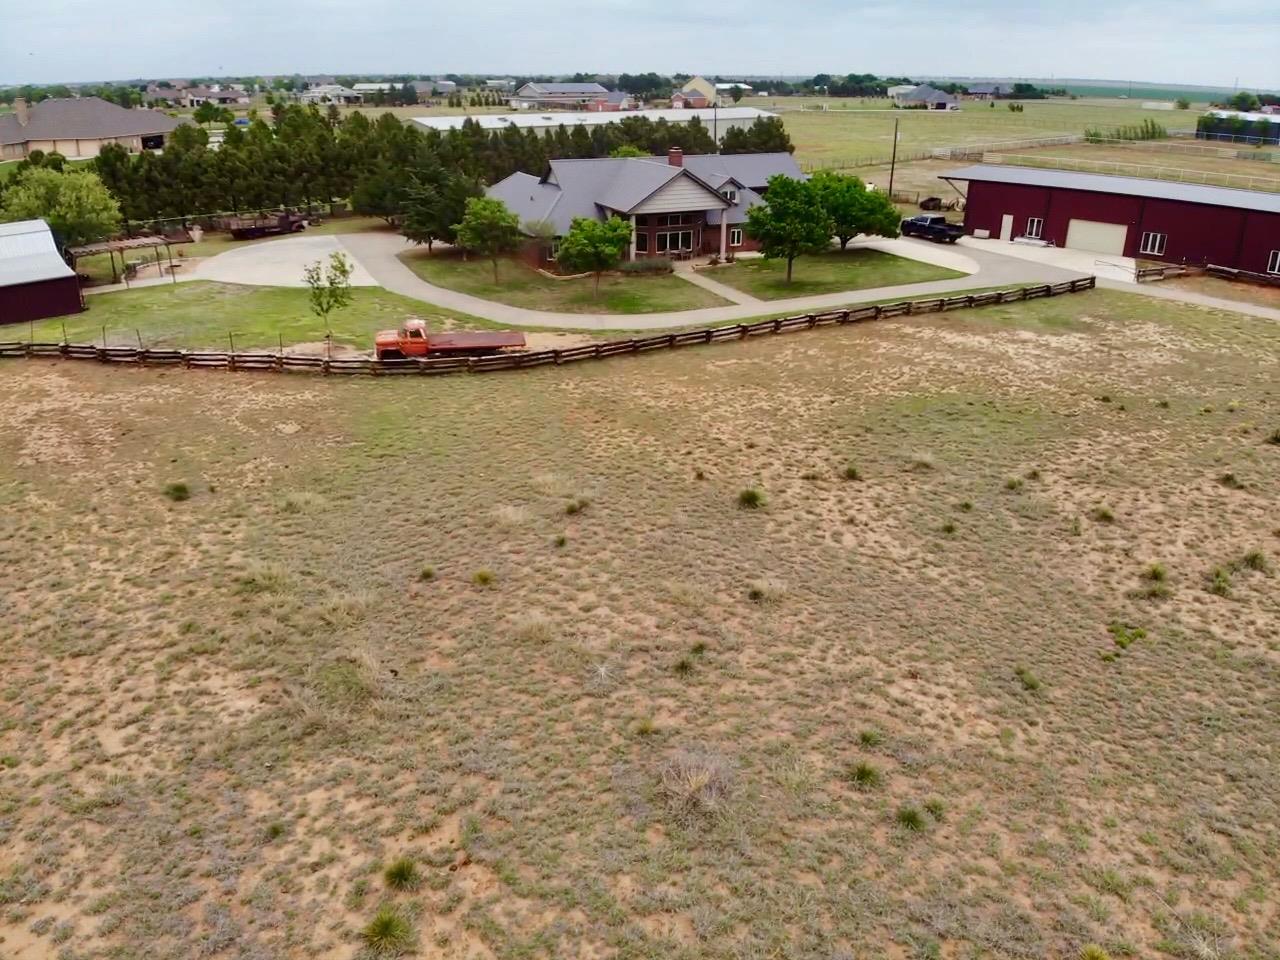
[900,84,956,104]
[680,153,803,192]
[487,153,804,235]
[518,82,609,96]
[0,97,182,146]
[0,219,77,288]
[943,164,1280,215]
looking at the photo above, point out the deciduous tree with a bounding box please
[0,167,122,246]
[744,175,832,283]
[454,196,522,283]
[555,216,633,296]
[810,170,901,250]
[303,251,355,336]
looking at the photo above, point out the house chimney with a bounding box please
[667,147,683,167]
[14,97,29,126]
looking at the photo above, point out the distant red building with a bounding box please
[944,164,1280,274]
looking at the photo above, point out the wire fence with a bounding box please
[980,154,1280,192]
[1,278,1098,378]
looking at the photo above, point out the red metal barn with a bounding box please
[0,219,84,325]
[943,165,1280,274]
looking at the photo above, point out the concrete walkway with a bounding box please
[339,232,1084,331]
[677,268,762,305]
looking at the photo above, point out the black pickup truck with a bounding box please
[900,215,965,244]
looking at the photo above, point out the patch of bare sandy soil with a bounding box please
[0,289,1277,960]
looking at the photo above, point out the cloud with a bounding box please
[2,0,1277,88]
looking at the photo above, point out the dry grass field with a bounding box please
[1,288,1278,960]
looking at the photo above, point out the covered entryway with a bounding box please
[1064,219,1128,256]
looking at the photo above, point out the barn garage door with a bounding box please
[1065,219,1128,255]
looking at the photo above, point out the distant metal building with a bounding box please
[0,220,83,325]
[410,107,776,143]
[944,164,1280,273]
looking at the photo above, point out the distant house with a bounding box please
[715,82,753,99]
[487,148,804,263]
[966,82,1013,100]
[886,84,917,99]
[298,84,363,105]
[414,79,456,97]
[671,90,711,109]
[180,86,250,108]
[0,219,83,325]
[0,97,183,160]
[353,82,397,93]
[484,79,516,92]
[586,91,635,112]
[893,84,959,110]
[510,82,611,109]
[680,76,718,104]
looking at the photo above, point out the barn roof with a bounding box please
[0,220,77,288]
[943,164,1280,215]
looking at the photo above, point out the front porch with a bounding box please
[627,212,750,262]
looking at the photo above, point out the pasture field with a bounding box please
[399,251,731,314]
[776,100,1202,169]
[1,288,1278,960]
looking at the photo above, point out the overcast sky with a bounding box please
[3,0,1277,89]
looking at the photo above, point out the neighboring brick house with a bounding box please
[586,91,635,112]
[0,97,183,160]
[671,90,711,109]
[487,148,804,265]
[180,86,250,107]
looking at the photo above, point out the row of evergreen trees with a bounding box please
[85,105,793,225]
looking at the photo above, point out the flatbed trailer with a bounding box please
[226,213,310,240]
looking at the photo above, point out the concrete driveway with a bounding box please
[337,231,1083,331]
[959,236,1138,283]
[195,234,379,287]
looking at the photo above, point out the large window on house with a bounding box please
[1268,250,1280,275]
[729,228,743,247]
[655,230,693,253]
[1140,231,1167,256]
[1025,217,1043,240]
[635,232,648,253]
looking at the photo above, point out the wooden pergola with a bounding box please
[67,231,193,287]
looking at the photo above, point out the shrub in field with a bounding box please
[383,857,420,891]
[895,804,926,832]
[418,566,435,581]
[1207,566,1232,597]
[162,482,191,502]
[737,488,766,509]
[1267,428,1280,446]
[846,761,882,790]
[923,798,946,821]
[1091,506,1115,523]
[1014,665,1041,691]
[1218,472,1245,490]
[362,904,414,955]
[1080,946,1113,960]
[1239,550,1268,572]
[472,569,495,587]
[659,748,735,823]
[1108,622,1146,649]
[843,464,862,481]
[858,729,883,747]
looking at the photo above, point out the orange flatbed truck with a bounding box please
[374,320,526,360]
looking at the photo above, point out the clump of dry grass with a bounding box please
[307,647,383,711]
[512,614,553,644]
[659,748,735,824]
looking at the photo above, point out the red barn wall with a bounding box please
[962,180,1280,271]
[0,276,84,326]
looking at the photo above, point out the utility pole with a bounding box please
[888,116,900,198]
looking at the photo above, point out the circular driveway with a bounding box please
[195,234,379,287]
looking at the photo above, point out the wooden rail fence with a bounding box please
[0,278,1097,378]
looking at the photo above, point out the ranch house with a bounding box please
[487,148,803,264]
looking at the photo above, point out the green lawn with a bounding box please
[712,249,965,300]
[21,281,499,351]
[74,217,393,285]
[401,251,729,314]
